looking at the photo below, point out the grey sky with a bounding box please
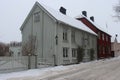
[0,0,120,43]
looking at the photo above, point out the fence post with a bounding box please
[34,54,37,68]
[28,54,31,69]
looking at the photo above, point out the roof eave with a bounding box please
[80,16,111,36]
[20,1,58,31]
[58,20,97,36]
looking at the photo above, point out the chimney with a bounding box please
[82,11,87,17]
[59,7,66,15]
[90,16,94,22]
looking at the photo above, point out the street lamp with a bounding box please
[55,35,58,45]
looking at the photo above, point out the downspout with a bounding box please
[54,21,59,66]
[42,11,44,59]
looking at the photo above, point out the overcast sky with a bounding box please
[0,0,120,43]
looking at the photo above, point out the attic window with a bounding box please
[34,12,40,22]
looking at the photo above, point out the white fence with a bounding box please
[0,56,54,73]
[0,56,28,73]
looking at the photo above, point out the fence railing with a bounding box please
[0,56,54,73]
[0,56,28,73]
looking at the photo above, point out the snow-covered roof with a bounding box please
[76,15,111,36]
[21,2,97,36]
[38,2,97,35]
[111,35,118,42]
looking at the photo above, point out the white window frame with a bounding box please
[98,32,100,39]
[63,47,69,58]
[63,28,68,41]
[102,34,104,40]
[71,30,75,43]
[72,48,77,57]
[34,12,40,22]
[106,36,108,41]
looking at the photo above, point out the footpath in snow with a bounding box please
[0,57,120,80]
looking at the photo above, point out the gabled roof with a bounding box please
[111,35,118,42]
[76,15,111,36]
[20,2,97,36]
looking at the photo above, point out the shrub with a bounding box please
[90,48,95,60]
[77,46,84,63]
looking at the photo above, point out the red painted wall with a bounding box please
[77,18,112,59]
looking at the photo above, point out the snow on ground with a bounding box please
[0,57,120,80]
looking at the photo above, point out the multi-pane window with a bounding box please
[98,32,100,39]
[103,46,105,54]
[99,46,101,53]
[71,30,75,43]
[92,39,94,47]
[108,46,110,54]
[106,36,108,41]
[34,12,40,22]
[87,49,90,56]
[82,32,85,46]
[102,34,104,40]
[72,48,77,57]
[87,35,90,46]
[63,47,68,57]
[105,46,108,53]
[63,29,68,41]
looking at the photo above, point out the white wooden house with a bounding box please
[20,2,97,67]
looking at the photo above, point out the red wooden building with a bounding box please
[76,11,113,59]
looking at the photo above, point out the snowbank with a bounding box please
[0,57,120,80]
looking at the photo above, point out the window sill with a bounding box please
[63,40,69,43]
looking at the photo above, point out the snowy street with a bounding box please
[1,57,120,80]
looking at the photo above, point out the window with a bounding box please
[34,12,40,22]
[87,49,90,56]
[98,32,100,39]
[63,47,68,57]
[103,46,105,54]
[18,52,20,56]
[71,30,75,43]
[92,39,94,46]
[108,46,110,54]
[72,48,77,57]
[106,36,108,41]
[63,29,68,41]
[87,35,90,46]
[99,46,101,54]
[105,46,108,53]
[82,32,85,46]
[102,34,104,40]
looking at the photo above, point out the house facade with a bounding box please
[111,35,120,57]
[9,42,22,57]
[20,2,97,67]
[76,12,112,59]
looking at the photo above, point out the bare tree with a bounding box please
[22,35,37,56]
[114,0,120,20]
[0,43,9,56]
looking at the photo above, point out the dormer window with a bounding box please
[34,12,40,22]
